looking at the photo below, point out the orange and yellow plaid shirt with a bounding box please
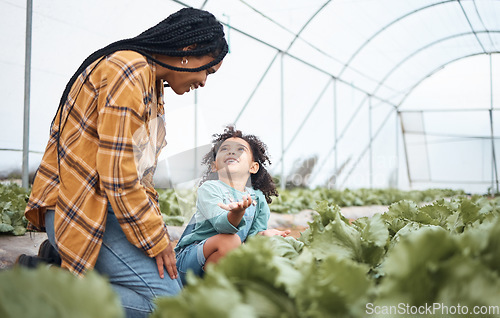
[25,51,169,276]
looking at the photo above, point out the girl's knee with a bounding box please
[220,233,241,249]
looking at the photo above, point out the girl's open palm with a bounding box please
[217,194,252,214]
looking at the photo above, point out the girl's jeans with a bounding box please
[45,205,182,318]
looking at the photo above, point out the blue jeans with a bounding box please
[45,206,182,318]
[175,239,207,285]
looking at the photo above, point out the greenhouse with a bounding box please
[2,0,500,194]
[2,1,500,317]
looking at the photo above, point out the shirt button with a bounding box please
[117,188,123,193]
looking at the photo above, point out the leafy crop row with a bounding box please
[152,195,500,318]
[0,183,28,236]
[0,183,474,236]
[270,187,465,214]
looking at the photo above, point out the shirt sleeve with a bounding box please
[95,54,169,258]
[247,191,270,237]
[197,182,246,234]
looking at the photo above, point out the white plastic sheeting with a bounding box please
[2,0,500,193]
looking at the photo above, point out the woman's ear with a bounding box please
[249,162,259,174]
[182,44,197,52]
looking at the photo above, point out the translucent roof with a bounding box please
[2,0,500,193]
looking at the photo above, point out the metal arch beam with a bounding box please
[338,0,458,77]
[283,0,332,52]
[370,31,500,99]
[234,52,280,124]
[338,108,397,189]
[458,0,486,53]
[272,77,334,172]
[308,93,371,184]
[234,0,332,126]
[397,52,500,107]
[397,52,500,191]
[171,0,398,107]
[395,52,500,191]
[472,0,497,48]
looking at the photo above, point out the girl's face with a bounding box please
[155,54,222,95]
[213,137,259,178]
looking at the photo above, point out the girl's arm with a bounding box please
[197,182,247,233]
[217,194,253,227]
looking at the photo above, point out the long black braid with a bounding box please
[52,7,228,166]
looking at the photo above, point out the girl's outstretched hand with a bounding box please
[260,229,291,237]
[218,194,252,214]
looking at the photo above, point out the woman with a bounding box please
[23,7,228,317]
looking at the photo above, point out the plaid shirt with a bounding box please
[25,51,169,276]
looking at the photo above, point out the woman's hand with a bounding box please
[155,242,178,280]
[260,229,291,237]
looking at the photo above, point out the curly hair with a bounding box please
[200,126,278,203]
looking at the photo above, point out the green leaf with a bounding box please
[446,211,464,233]
[377,226,459,306]
[386,200,419,220]
[210,236,302,297]
[459,198,482,225]
[153,274,256,318]
[267,235,304,261]
[353,213,389,267]
[299,201,346,245]
[0,266,124,318]
[295,255,372,318]
[0,223,14,232]
[1,213,11,225]
[303,209,362,263]
[419,204,453,227]
[12,226,26,236]
[437,255,500,313]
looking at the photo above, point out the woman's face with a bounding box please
[155,54,223,95]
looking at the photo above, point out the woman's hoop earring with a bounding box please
[181,58,188,65]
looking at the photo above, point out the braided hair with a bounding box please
[52,7,228,164]
[200,126,279,204]
[57,7,227,112]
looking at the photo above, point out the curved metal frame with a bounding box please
[371,31,500,100]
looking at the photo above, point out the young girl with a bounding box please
[175,126,290,285]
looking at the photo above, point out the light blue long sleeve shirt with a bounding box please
[174,180,270,252]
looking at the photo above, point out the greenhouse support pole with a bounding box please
[22,0,33,189]
[280,51,285,190]
[489,54,499,194]
[333,78,338,187]
[369,96,373,188]
[399,111,413,189]
[395,109,399,188]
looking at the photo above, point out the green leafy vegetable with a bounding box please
[0,266,124,318]
[0,183,29,236]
